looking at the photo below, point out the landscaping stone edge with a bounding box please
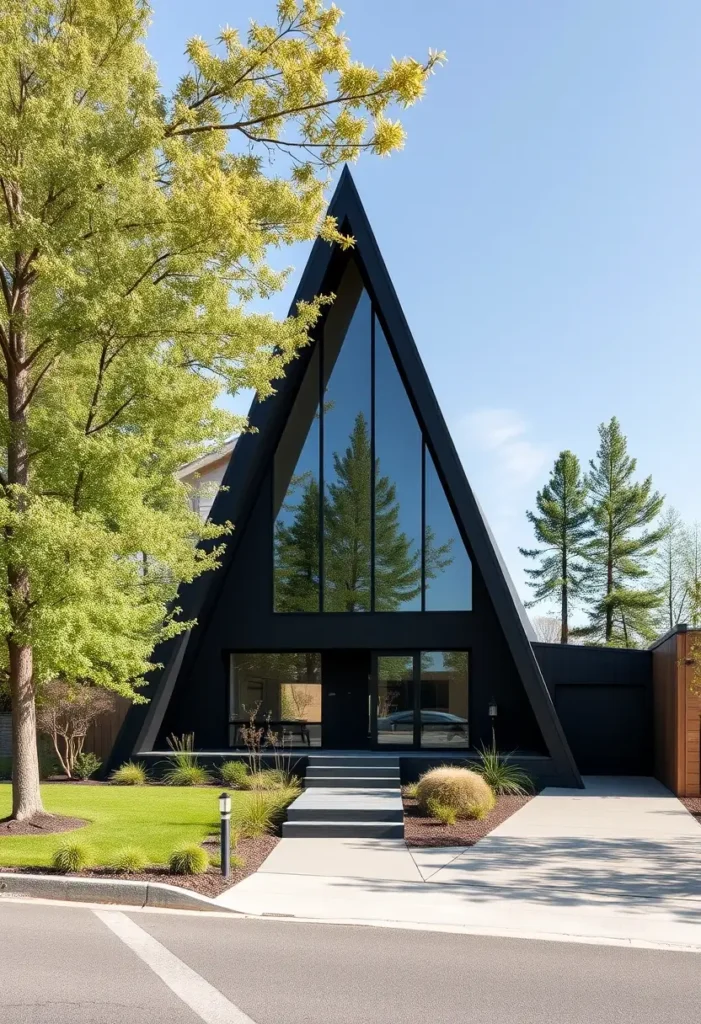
[0,871,237,913]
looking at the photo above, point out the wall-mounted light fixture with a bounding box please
[488,699,498,749]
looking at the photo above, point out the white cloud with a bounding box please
[458,408,549,489]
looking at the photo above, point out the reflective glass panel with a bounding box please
[424,449,472,610]
[373,317,422,610]
[376,655,414,746]
[230,653,322,748]
[323,288,372,611]
[273,348,320,612]
[419,651,469,748]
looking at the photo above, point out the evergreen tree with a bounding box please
[519,451,591,644]
[275,412,452,612]
[576,417,666,647]
[274,474,320,612]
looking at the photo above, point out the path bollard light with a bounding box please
[488,699,498,748]
[219,791,232,878]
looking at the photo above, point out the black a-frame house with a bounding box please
[109,168,582,788]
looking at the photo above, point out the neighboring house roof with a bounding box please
[176,439,236,482]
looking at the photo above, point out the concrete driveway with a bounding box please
[216,777,701,949]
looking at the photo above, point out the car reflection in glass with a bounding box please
[377,710,469,743]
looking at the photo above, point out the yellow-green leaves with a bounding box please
[0,0,441,700]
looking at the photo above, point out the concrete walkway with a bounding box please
[216,777,701,949]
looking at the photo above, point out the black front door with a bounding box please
[322,650,370,749]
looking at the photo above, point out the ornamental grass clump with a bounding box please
[169,844,209,875]
[416,766,495,820]
[112,847,148,874]
[163,733,212,786]
[426,798,457,826]
[52,841,93,873]
[219,760,249,788]
[472,745,534,796]
[110,760,148,786]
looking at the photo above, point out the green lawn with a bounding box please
[0,784,254,867]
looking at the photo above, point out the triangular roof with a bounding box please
[108,167,582,787]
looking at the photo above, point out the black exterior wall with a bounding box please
[106,168,582,786]
[159,466,546,754]
[534,643,653,775]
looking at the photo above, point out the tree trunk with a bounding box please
[5,284,44,820]
[560,545,568,645]
[9,639,43,819]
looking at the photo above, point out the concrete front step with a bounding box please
[304,776,401,789]
[306,766,400,779]
[282,820,405,839]
[309,756,400,768]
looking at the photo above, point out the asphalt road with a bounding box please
[1,899,699,1024]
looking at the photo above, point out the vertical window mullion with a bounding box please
[319,327,324,612]
[413,651,421,749]
[421,441,426,611]
[370,308,376,611]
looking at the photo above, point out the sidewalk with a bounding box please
[216,777,701,950]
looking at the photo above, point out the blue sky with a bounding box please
[147,1,701,611]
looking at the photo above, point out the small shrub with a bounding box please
[113,847,148,874]
[111,760,148,786]
[403,782,418,799]
[74,752,102,780]
[219,760,249,788]
[416,766,495,820]
[472,745,534,796]
[230,853,246,871]
[163,763,212,786]
[52,841,92,872]
[169,843,209,875]
[427,798,457,826]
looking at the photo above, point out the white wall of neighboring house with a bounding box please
[177,440,235,521]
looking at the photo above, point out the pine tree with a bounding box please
[577,417,666,647]
[519,451,591,644]
[275,412,452,612]
[274,474,321,612]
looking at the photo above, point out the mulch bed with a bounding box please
[0,813,88,836]
[0,833,279,898]
[403,793,532,847]
[681,797,701,825]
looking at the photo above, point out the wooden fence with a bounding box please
[652,625,700,796]
[83,696,131,763]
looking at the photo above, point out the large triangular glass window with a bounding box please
[273,263,472,612]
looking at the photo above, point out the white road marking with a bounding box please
[94,909,258,1024]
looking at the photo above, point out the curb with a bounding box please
[0,872,237,913]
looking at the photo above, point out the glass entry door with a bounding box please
[371,651,470,750]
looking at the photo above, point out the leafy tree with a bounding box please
[530,616,563,644]
[683,522,701,628]
[519,451,591,644]
[36,680,115,779]
[653,507,688,632]
[576,418,666,647]
[0,0,442,819]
